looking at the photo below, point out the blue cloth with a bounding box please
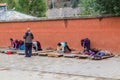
[60,42,67,47]
[96,51,105,57]
[89,50,95,55]
[60,42,67,52]
[19,44,25,50]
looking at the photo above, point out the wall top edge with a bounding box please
[0,15,120,23]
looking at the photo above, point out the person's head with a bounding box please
[10,38,13,41]
[57,43,61,46]
[26,28,30,32]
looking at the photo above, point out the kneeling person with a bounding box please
[33,41,42,51]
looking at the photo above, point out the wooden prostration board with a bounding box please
[38,52,48,56]
[77,54,89,59]
[0,50,16,54]
[17,52,38,56]
[91,55,115,60]
[63,53,79,58]
[47,52,63,57]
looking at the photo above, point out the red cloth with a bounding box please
[6,51,12,55]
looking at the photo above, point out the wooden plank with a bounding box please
[38,52,48,56]
[4,50,17,54]
[63,54,79,58]
[0,50,5,53]
[91,54,115,60]
[37,50,55,56]
[0,49,17,54]
[32,52,38,56]
[17,52,25,55]
[38,50,55,53]
[47,52,63,57]
[71,51,81,54]
[17,52,38,56]
[77,54,89,59]
[91,56,102,60]
[102,55,115,59]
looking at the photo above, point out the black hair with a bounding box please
[10,38,13,41]
[57,43,61,46]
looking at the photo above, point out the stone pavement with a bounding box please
[0,53,120,80]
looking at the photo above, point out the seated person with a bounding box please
[33,41,42,51]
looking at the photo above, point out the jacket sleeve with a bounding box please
[31,33,34,39]
[23,32,27,39]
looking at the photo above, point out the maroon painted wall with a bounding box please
[0,17,120,54]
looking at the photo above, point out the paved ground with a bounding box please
[0,53,120,80]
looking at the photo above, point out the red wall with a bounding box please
[0,17,120,54]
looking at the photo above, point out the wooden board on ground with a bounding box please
[63,53,79,58]
[37,50,56,56]
[71,51,81,54]
[47,52,63,57]
[38,50,55,53]
[0,50,5,53]
[6,50,17,54]
[38,52,48,56]
[91,55,115,60]
[32,52,38,56]
[17,52,38,56]
[17,52,25,55]
[0,49,17,54]
[77,54,89,59]
[102,55,115,59]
